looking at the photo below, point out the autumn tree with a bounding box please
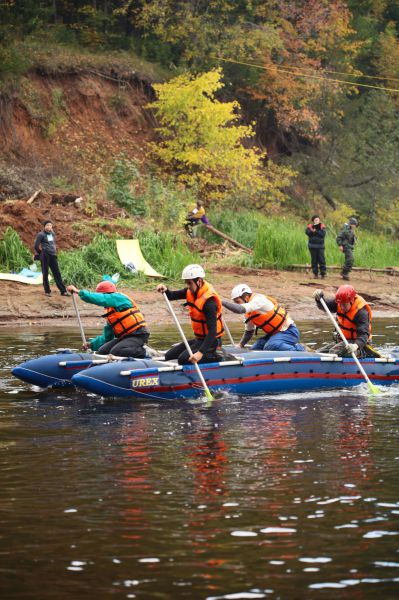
[148,68,294,206]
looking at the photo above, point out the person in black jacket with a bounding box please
[305,215,326,279]
[34,220,69,297]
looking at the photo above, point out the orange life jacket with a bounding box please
[186,281,224,339]
[245,294,288,336]
[337,295,372,341]
[103,295,147,338]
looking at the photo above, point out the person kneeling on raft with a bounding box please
[67,280,149,358]
[157,264,224,365]
[222,284,304,351]
[313,285,379,358]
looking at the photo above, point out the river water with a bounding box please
[1,320,399,599]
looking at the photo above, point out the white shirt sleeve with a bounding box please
[241,294,294,332]
[241,294,274,332]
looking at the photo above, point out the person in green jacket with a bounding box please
[67,280,149,357]
[336,217,358,280]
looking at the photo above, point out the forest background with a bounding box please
[1,0,399,286]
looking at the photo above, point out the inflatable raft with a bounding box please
[12,350,120,388]
[13,349,399,399]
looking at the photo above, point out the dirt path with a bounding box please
[0,266,397,330]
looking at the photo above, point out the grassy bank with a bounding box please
[1,212,397,289]
[0,228,199,288]
[205,211,399,269]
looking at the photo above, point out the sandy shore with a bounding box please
[1,266,397,330]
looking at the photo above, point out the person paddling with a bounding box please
[67,280,149,357]
[313,285,380,357]
[222,284,304,351]
[157,264,224,364]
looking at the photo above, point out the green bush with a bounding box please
[0,228,31,271]
[0,44,30,90]
[107,157,146,216]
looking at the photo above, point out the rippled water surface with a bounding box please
[1,320,399,599]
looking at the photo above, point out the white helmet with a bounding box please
[181,264,205,280]
[231,283,252,300]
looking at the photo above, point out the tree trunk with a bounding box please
[205,225,252,253]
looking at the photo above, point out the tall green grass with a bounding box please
[139,231,200,279]
[206,210,399,269]
[0,227,31,271]
[0,229,200,288]
[59,232,199,287]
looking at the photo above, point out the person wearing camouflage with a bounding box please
[336,217,358,280]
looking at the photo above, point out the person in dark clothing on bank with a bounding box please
[313,285,380,358]
[34,220,69,297]
[305,215,326,279]
[156,264,224,365]
[336,217,358,280]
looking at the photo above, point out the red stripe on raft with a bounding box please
[132,371,398,393]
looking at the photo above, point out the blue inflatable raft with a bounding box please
[12,350,115,388]
[13,350,399,399]
[71,352,399,399]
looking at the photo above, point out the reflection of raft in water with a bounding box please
[12,349,399,400]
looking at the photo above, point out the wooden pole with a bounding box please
[205,224,252,253]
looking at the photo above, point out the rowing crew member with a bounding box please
[67,280,149,357]
[157,264,224,365]
[222,283,304,351]
[313,285,380,357]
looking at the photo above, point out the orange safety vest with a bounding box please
[103,295,147,338]
[245,294,288,336]
[186,281,224,339]
[337,295,372,341]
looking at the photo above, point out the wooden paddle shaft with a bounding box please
[162,292,213,401]
[319,296,376,389]
[72,293,87,347]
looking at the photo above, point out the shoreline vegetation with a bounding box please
[2,4,399,311]
[1,216,399,290]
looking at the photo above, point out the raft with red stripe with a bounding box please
[70,351,399,399]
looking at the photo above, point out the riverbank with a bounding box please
[1,266,397,329]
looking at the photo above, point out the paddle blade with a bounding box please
[368,382,380,395]
[204,387,214,403]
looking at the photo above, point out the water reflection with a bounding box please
[1,321,399,598]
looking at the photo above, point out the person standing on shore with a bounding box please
[305,215,326,279]
[34,220,69,297]
[336,217,358,280]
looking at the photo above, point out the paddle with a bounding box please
[71,292,88,348]
[319,296,379,395]
[162,292,214,403]
[222,317,235,346]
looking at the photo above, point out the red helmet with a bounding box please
[336,285,356,303]
[96,280,116,293]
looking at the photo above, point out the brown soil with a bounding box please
[0,191,140,249]
[0,266,397,330]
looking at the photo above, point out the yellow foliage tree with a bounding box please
[148,69,295,206]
